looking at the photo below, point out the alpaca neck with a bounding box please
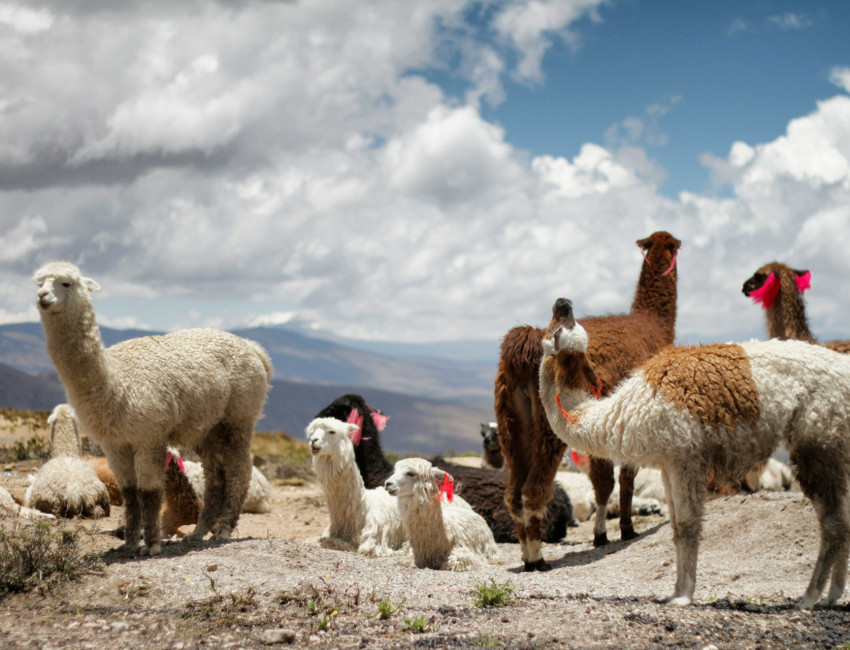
[631,263,677,344]
[42,308,113,402]
[766,286,816,342]
[315,454,366,540]
[399,492,451,566]
[50,428,81,459]
[538,359,619,462]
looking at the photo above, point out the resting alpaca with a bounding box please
[306,417,406,557]
[743,262,850,352]
[24,404,110,518]
[34,262,272,556]
[385,458,498,571]
[496,231,680,571]
[315,393,572,543]
[539,297,850,608]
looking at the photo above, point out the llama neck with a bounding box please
[766,284,816,342]
[42,309,113,401]
[631,263,677,344]
[538,358,622,462]
[315,454,366,539]
[399,492,451,566]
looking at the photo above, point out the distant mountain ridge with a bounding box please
[0,323,496,455]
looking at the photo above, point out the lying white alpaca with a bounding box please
[34,262,272,556]
[539,297,850,609]
[24,404,111,518]
[384,458,499,571]
[555,467,664,521]
[0,485,54,520]
[181,459,272,514]
[306,417,406,557]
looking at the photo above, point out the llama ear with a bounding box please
[82,276,101,292]
[793,269,811,294]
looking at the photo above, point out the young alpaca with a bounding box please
[539,297,850,608]
[385,458,499,571]
[306,417,406,557]
[34,262,272,556]
[743,262,850,352]
[315,394,572,544]
[495,231,680,571]
[24,404,111,518]
[480,422,504,470]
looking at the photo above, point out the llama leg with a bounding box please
[120,485,142,554]
[589,456,615,546]
[503,463,529,562]
[618,464,638,541]
[664,469,705,606]
[134,448,166,556]
[521,504,550,572]
[186,457,224,543]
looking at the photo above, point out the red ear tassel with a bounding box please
[346,408,365,446]
[438,474,454,503]
[748,272,781,310]
[589,380,603,400]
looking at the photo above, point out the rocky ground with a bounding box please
[1,435,849,648]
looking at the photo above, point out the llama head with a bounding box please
[305,416,360,460]
[384,457,453,502]
[542,298,601,398]
[33,261,101,317]
[636,231,681,277]
[480,422,500,453]
[742,262,810,310]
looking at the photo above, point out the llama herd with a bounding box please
[13,242,850,610]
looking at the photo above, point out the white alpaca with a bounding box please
[0,486,55,520]
[306,417,406,557]
[24,404,111,518]
[539,298,850,609]
[384,458,499,571]
[33,261,272,556]
[182,459,272,514]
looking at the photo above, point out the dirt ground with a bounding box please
[1,448,850,648]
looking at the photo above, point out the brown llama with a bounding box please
[495,230,679,571]
[743,262,850,353]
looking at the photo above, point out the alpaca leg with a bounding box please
[186,459,224,543]
[213,437,253,541]
[521,504,550,572]
[618,464,638,541]
[503,466,529,562]
[589,456,615,546]
[664,469,705,606]
[120,485,142,554]
[139,489,163,556]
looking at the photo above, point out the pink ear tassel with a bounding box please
[795,271,811,294]
[370,410,389,431]
[346,408,364,446]
[438,474,454,503]
[639,245,677,276]
[748,272,781,310]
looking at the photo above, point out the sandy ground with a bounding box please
[1,452,849,649]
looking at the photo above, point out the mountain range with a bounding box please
[0,323,498,455]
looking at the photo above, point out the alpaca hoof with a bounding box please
[593,533,609,547]
[797,595,817,610]
[523,559,552,572]
[665,595,693,606]
[141,543,162,557]
[117,542,140,556]
[620,525,638,541]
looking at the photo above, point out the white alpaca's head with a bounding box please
[33,261,100,317]
[384,457,452,502]
[305,417,359,461]
[541,298,589,358]
[47,403,82,459]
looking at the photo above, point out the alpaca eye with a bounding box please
[406,471,415,477]
[62,282,71,288]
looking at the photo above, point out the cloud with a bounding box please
[830,66,850,94]
[726,18,748,37]
[767,13,812,30]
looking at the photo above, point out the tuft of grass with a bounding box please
[402,613,430,633]
[251,431,311,465]
[372,596,404,619]
[473,579,515,608]
[180,587,260,628]
[475,632,501,647]
[0,520,101,597]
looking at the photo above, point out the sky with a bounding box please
[3,0,850,355]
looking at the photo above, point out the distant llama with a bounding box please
[495,231,679,571]
[539,297,850,608]
[743,262,850,352]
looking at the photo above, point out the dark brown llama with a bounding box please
[495,230,680,571]
[743,262,850,353]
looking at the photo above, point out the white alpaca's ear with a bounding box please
[82,277,101,292]
[344,423,359,436]
[430,467,449,482]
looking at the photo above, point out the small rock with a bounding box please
[261,628,296,645]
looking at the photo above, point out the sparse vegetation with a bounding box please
[403,613,430,633]
[0,520,101,597]
[1,435,49,462]
[373,596,404,619]
[473,579,515,608]
[180,587,261,628]
[251,431,311,465]
[475,631,501,647]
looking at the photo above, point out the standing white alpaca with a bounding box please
[24,404,111,518]
[384,458,499,571]
[306,417,406,557]
[33,261,272,556]
[538,297,850,608]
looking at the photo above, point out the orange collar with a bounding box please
[555,381,602,425]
